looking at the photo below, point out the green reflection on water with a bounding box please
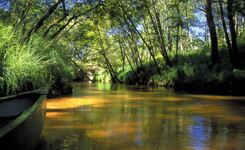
[36,82,245,150]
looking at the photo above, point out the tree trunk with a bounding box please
[218,0,233,64]
[97,27,121,83]
[205,0,219,64]
[117,37,126,71]
[175,25,180,65]
[145,0,171,66]
[155,10,172,66]
[117,0,162,74]
[228,0,239,66]
[70,59,94,82]
[25,0,64,40]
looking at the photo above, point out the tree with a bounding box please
[25,0,64,40]
[227,0,239,66]
[204,0,219,65]
[218,0,233,64]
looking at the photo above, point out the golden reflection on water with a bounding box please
[184,94,245,100]
[38,83,245,150]
[47,97,109,109]
[46,112,68,117]
[157,97,192,101]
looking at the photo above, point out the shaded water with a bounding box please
[37,82,245,150]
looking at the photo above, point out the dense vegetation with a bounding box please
[0,0,245,96]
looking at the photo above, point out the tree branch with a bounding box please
[49,3,101,40]
[25,0,64,40]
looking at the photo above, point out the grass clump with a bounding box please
[0,23,74,96]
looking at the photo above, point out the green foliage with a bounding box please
[0,0,244,95]
[115,43,245,93]
[232,69,245,78]
[93,69,111,83]
[117,68,132,83]
[0,23,74,96]
[117,61,163,84]
[44,45,75,81]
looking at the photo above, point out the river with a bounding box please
[36,82,245,150]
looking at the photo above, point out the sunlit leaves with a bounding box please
[0,22,75,95]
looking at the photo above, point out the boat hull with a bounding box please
[0,92,47,150]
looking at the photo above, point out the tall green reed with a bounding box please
[0,23,74,96]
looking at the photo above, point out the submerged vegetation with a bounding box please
[0,0,245,96]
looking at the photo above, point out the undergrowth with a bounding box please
[0,23,75,96]
[114,44,245,94]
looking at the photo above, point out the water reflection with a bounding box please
[36,82,245,150]
[188,116,211,149]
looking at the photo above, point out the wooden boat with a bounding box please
[0,90,47,150]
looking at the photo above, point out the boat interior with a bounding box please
[0,94,39,128]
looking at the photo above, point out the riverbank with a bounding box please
[138,72,245,96]
[172,66,245,96]
[145,67,245,96]
[93,48,245,96]
[173,77,245,96]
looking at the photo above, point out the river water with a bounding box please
[37,82,245,150]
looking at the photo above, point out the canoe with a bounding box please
[0,91,47,150]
